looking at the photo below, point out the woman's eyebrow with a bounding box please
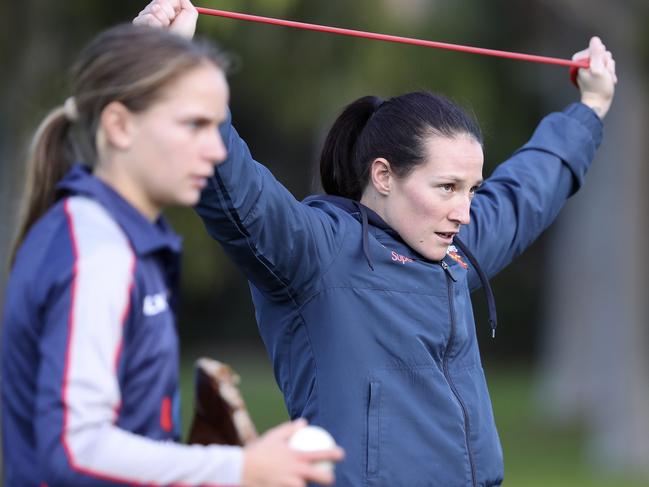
[435,175,484,185]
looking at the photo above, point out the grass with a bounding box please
[486,368,648,487]
[179,347,648,487]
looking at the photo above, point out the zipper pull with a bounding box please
[440,260,457,282]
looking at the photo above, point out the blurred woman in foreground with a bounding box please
[1,22,342,487]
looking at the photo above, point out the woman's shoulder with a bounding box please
[302,195,361,224]
[61,195,135,266]
[16,196,133,281]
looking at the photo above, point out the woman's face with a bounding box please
[381,134,484,261]
[118,63,229,218]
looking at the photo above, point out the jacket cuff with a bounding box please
[562,102,603,149]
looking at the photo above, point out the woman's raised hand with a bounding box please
[573,36,617,119]
[133,0,198,39]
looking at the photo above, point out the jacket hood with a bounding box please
[304,194,396,236]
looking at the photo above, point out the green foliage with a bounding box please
[164,207,235,301]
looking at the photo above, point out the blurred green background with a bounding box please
[1,0,648,485]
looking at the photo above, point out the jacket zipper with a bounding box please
[441,260,478,487]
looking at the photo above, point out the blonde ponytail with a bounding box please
[10,106,73,266]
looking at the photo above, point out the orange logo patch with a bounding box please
[447,247,468,269]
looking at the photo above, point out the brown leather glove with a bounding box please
[186,357,258,446]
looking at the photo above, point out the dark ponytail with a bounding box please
[320,96,383,201]
[319,91,483,201]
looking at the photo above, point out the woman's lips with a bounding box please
[435,232,456,243]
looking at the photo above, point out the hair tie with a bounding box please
[367,98,385,124]
[63,97,79,122]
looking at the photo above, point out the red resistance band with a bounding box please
[197,7,588,85]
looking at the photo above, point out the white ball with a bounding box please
[288,425,337,472]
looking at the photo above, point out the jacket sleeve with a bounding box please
[459,102,603,290]
[195,110,348,301]
[36,238,243,486]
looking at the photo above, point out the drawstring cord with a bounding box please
[452,236,498,338]
[353,201,375,271]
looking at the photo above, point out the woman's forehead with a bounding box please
[419,134,484,175]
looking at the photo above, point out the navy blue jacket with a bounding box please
[197,103,602,487]
[2,166,243,486]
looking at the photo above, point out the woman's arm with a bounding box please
[196,112,349,300]
[459,37,616,288]
[135,1,348,300]
[35,199,244,486]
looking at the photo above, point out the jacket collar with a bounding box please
[304,194,424,260]
[304,194,393,232]
[56,164,182,256]
[305,193,498,337]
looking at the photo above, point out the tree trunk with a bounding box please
[535,0,649,477]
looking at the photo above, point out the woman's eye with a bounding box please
[186,119,209,130]
[441,184,454,192]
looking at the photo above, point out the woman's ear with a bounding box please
[369,157,392,196]
[98,101,136,150]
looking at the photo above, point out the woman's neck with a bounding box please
[94,160,160,222]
